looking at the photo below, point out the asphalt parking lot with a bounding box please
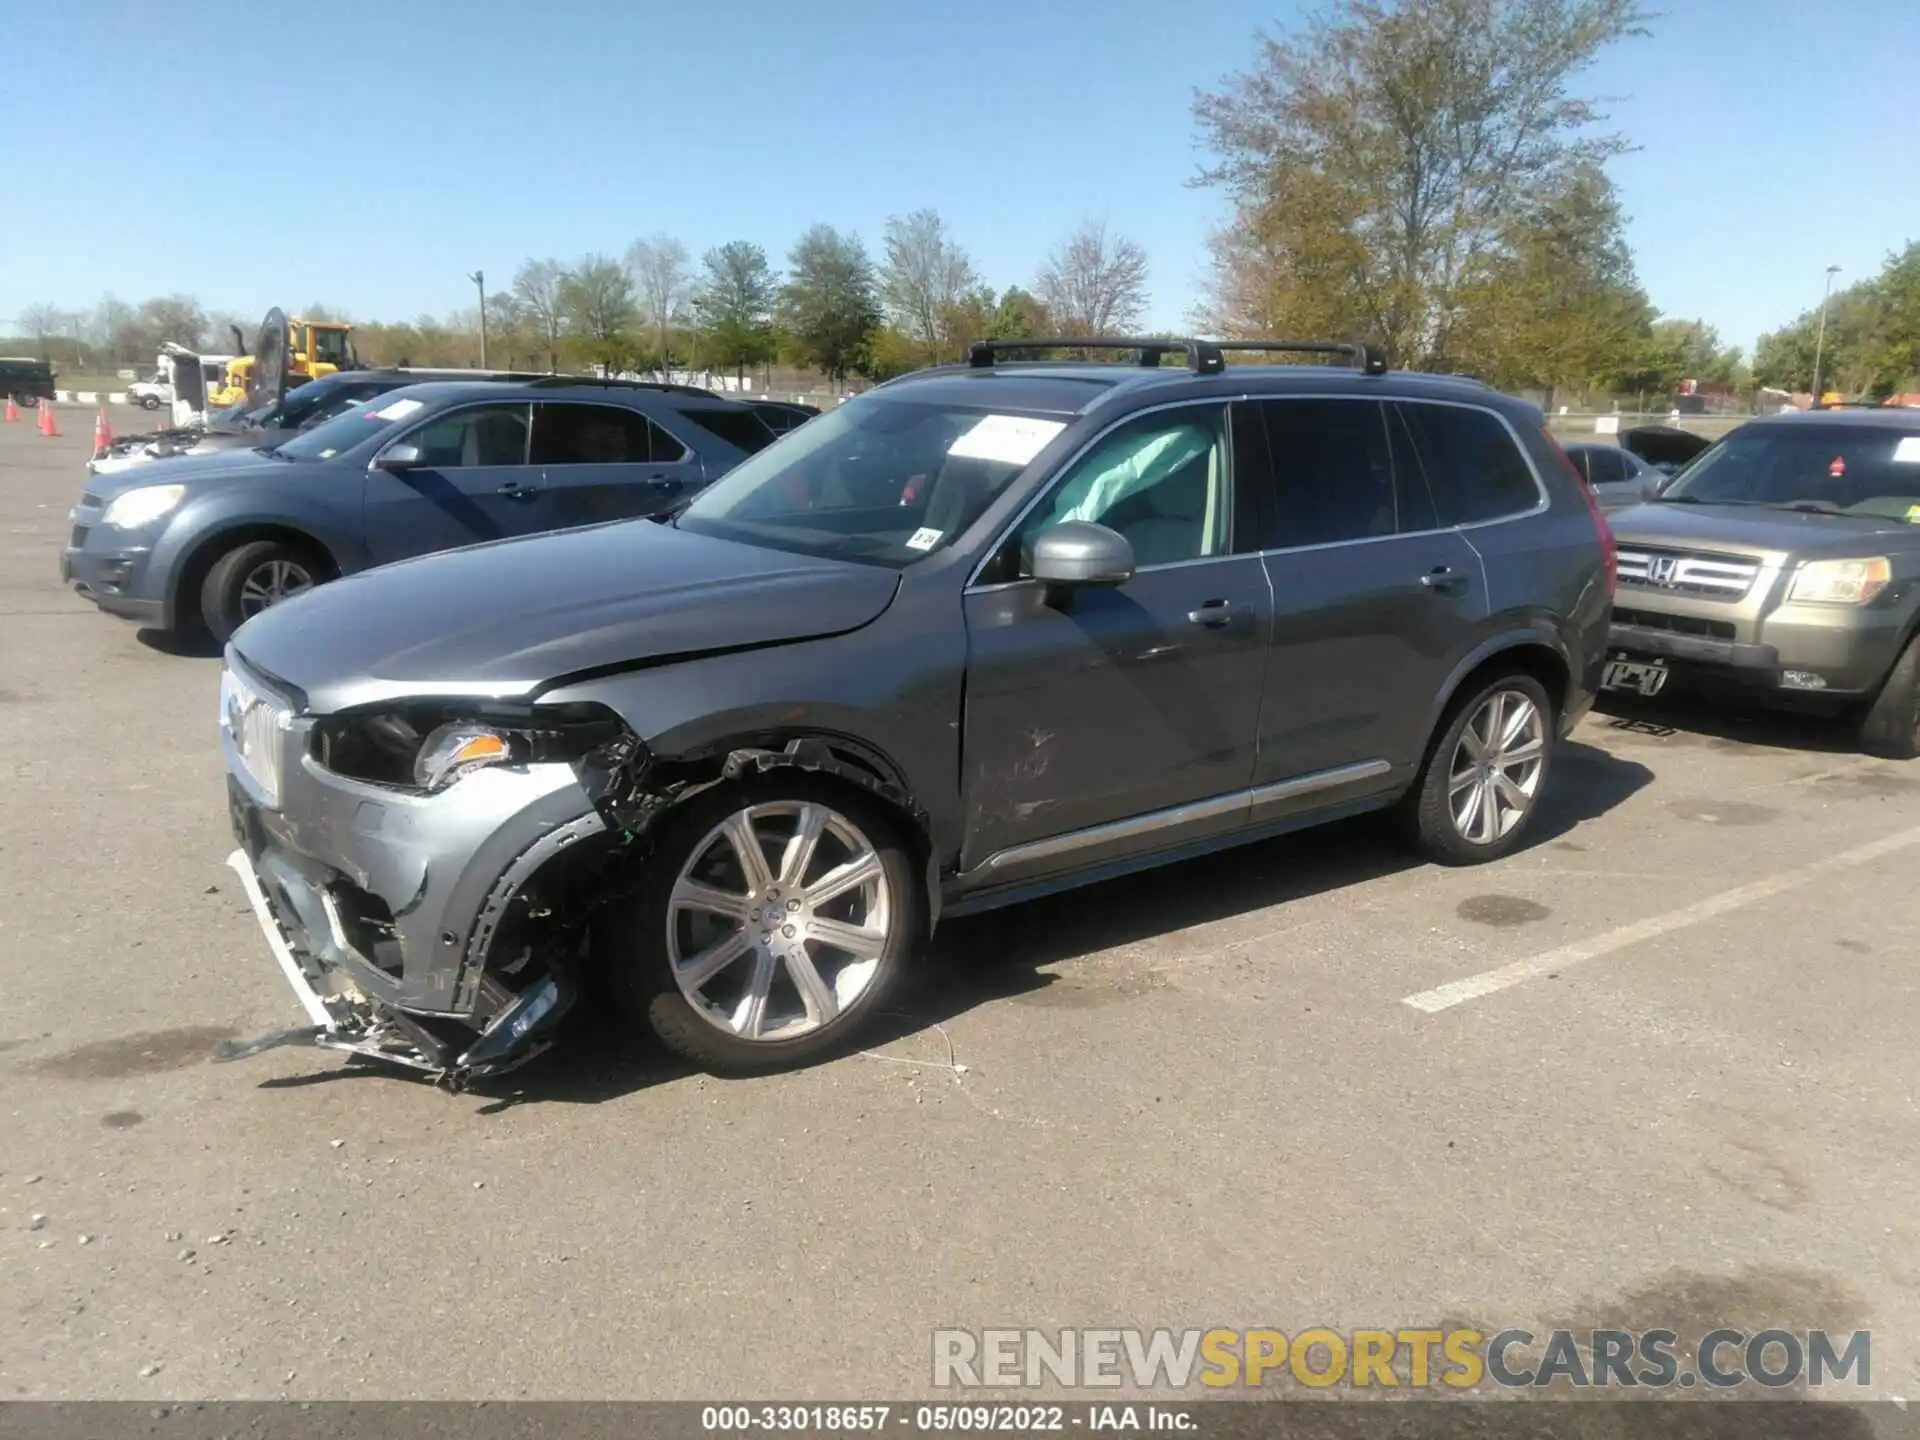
[5,409,1920,1408]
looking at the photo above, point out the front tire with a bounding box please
[199,540,323,644]
[600,775,923,1074]
[1857,633,1920,760]
[140,395,161,411]
[1402,672,1555,865]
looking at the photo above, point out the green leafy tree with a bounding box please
[779,225,879,384]
[1754,242,1920,399]
[992,285,1050,340]
[559,254,637,373]
[1194,0,1649,366]
[699,241,778,384]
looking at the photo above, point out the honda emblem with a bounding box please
[1650,556,1679,586]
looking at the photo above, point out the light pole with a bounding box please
[1810,263,1840,405]
[468,270,488,368]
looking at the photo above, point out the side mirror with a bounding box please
[374,442,422,472]
[1026,521,1136,587]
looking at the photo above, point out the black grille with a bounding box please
[69,525,89,548]
[80,492,102,507]
[1613,607,1735,640]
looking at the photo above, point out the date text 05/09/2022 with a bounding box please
[700,1404,1198,1433]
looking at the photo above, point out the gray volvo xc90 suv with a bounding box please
[215,339,1613,1083]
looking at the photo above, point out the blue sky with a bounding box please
[2,0,1915,354]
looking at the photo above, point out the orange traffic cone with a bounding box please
[39,400,59,437]
[4,396,17,423]
[92,406,113,456]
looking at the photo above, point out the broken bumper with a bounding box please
[222,664,613,1080]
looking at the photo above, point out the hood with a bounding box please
[85,448,288,498]
[1609,500,1920,558]
[230,520,903,714]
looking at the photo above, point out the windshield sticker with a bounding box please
[1894,437,1920,464]
[1906,504,1920,524]
[372,398,423,422]
[319,448,339,460]
[904,526,944,551]
[948,414,1066,467]
[1828,456,1846,478]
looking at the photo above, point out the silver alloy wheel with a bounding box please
[237,558,314,617]
[666,800,892,1042]
[1448,688,1546,845]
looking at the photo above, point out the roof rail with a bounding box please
[1210,339,1388,375]
[522,375,719,397]
[965,336,1388,377]
[967,338,1225,374]
[1811,399,1912,410]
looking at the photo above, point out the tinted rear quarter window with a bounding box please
[672,406,777,457]
[1398,402,1542,525]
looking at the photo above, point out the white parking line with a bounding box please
[1401,822,1920,1014]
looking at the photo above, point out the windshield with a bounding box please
[675,397,1066,566]
[309,326,352,368]
[1663,425,1920,518]
[272,391,432,461]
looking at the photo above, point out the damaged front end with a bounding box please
[218,656,671,1088]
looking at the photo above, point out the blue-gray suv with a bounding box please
[62,377,777,641]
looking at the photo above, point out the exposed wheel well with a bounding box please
[172,525,340,633]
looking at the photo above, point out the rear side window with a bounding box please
[1259,399,1396,547]
[531,403,675,464]
[1586,447,1628,484]
[673,406,778,457]
[1397,402,1542,525]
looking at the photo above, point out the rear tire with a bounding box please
[140,395,161,411]
[599,774,923,1074]
[1857,634,1920,760]
[199,540,324,644]
[1401,672,1556,865]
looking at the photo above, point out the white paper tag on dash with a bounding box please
[904,526,944,551]
[1892,436,1920,464]
[372,398,424,421]
[948,414,1065,466]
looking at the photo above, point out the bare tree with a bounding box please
[1034,220,1151,335]
[15,303,64,358]
[626,234,692,377]
[511,257,570,371]
[560,254,638,373]
[878,209,978,361]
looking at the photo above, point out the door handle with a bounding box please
[1186,598,1244,628]
[645,475,685,493]
[497,481,541,502]
[1420,566,1469,593]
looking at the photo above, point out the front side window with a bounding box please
[1663,425,1920,519]
[1399,403,1542,526]
[530,403,660,464]
[1261,399,1396,547]
[1586,447,1628,485]
[1008,404,1231,571]
[676,396,1063,567]
[404,403,532,468]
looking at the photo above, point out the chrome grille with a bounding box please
[220,659,290,807]
[1615,547,1760,599]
